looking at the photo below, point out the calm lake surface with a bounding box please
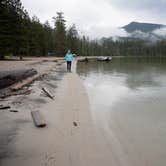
[77,57,166,166]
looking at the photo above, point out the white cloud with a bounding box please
[153,27,166,36]
[21,0,166,38]
[108,0,166,12]
[84,26,129,39]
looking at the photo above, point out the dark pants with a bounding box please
[67,61,72,71]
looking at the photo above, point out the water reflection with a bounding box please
[77,57,166,90]
[77,57,166,166]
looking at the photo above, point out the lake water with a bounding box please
[77,57,166,166]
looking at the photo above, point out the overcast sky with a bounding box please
[21,0,166,38]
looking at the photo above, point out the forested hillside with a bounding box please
[0,0,166,58]
[0,0,101,58]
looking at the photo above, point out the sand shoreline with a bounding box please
[1,58,97,166]
[1,58,128,166]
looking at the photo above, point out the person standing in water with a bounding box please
[65,50,73,72]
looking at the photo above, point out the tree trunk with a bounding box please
[0,69,37,89]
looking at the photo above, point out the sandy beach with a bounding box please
[0,58,132,166]
[3,57,163,166]
[0,59,105,165]
[2,0,166,165]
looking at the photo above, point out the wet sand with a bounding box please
[0,59,131,166]
[3,57,164,166]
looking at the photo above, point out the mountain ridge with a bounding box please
[122,21,166,33]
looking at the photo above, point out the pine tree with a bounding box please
[66,24,79,54]
[43,21,54,56]
[0,0,29,59]
[53,12,67,56]
[0,0,14,58]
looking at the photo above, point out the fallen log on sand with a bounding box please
[0,105,11,110]
[42,87,54,99]
[0,71,49,98]
[0,69,37,89]
[9,110,19,113]
[11,72,48,91]
[11,74,39,91]
[31,110,46,127]
[10,71,49,91]
[79,57,89,62]
[0,89,32,99]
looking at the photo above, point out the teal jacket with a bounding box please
[65,53,73,62]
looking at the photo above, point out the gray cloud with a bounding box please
[21,0,166,38]
[109,0,166,12]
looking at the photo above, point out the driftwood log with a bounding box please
[0,69,37,89]
[31,111,46,127]
[11,74,39,91]
[42,87,54,99]
[0,105,11,110]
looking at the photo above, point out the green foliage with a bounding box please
[53,12,67,56]
[66,24,79,54]
[0,1,55,58]
[0,0,166,58]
